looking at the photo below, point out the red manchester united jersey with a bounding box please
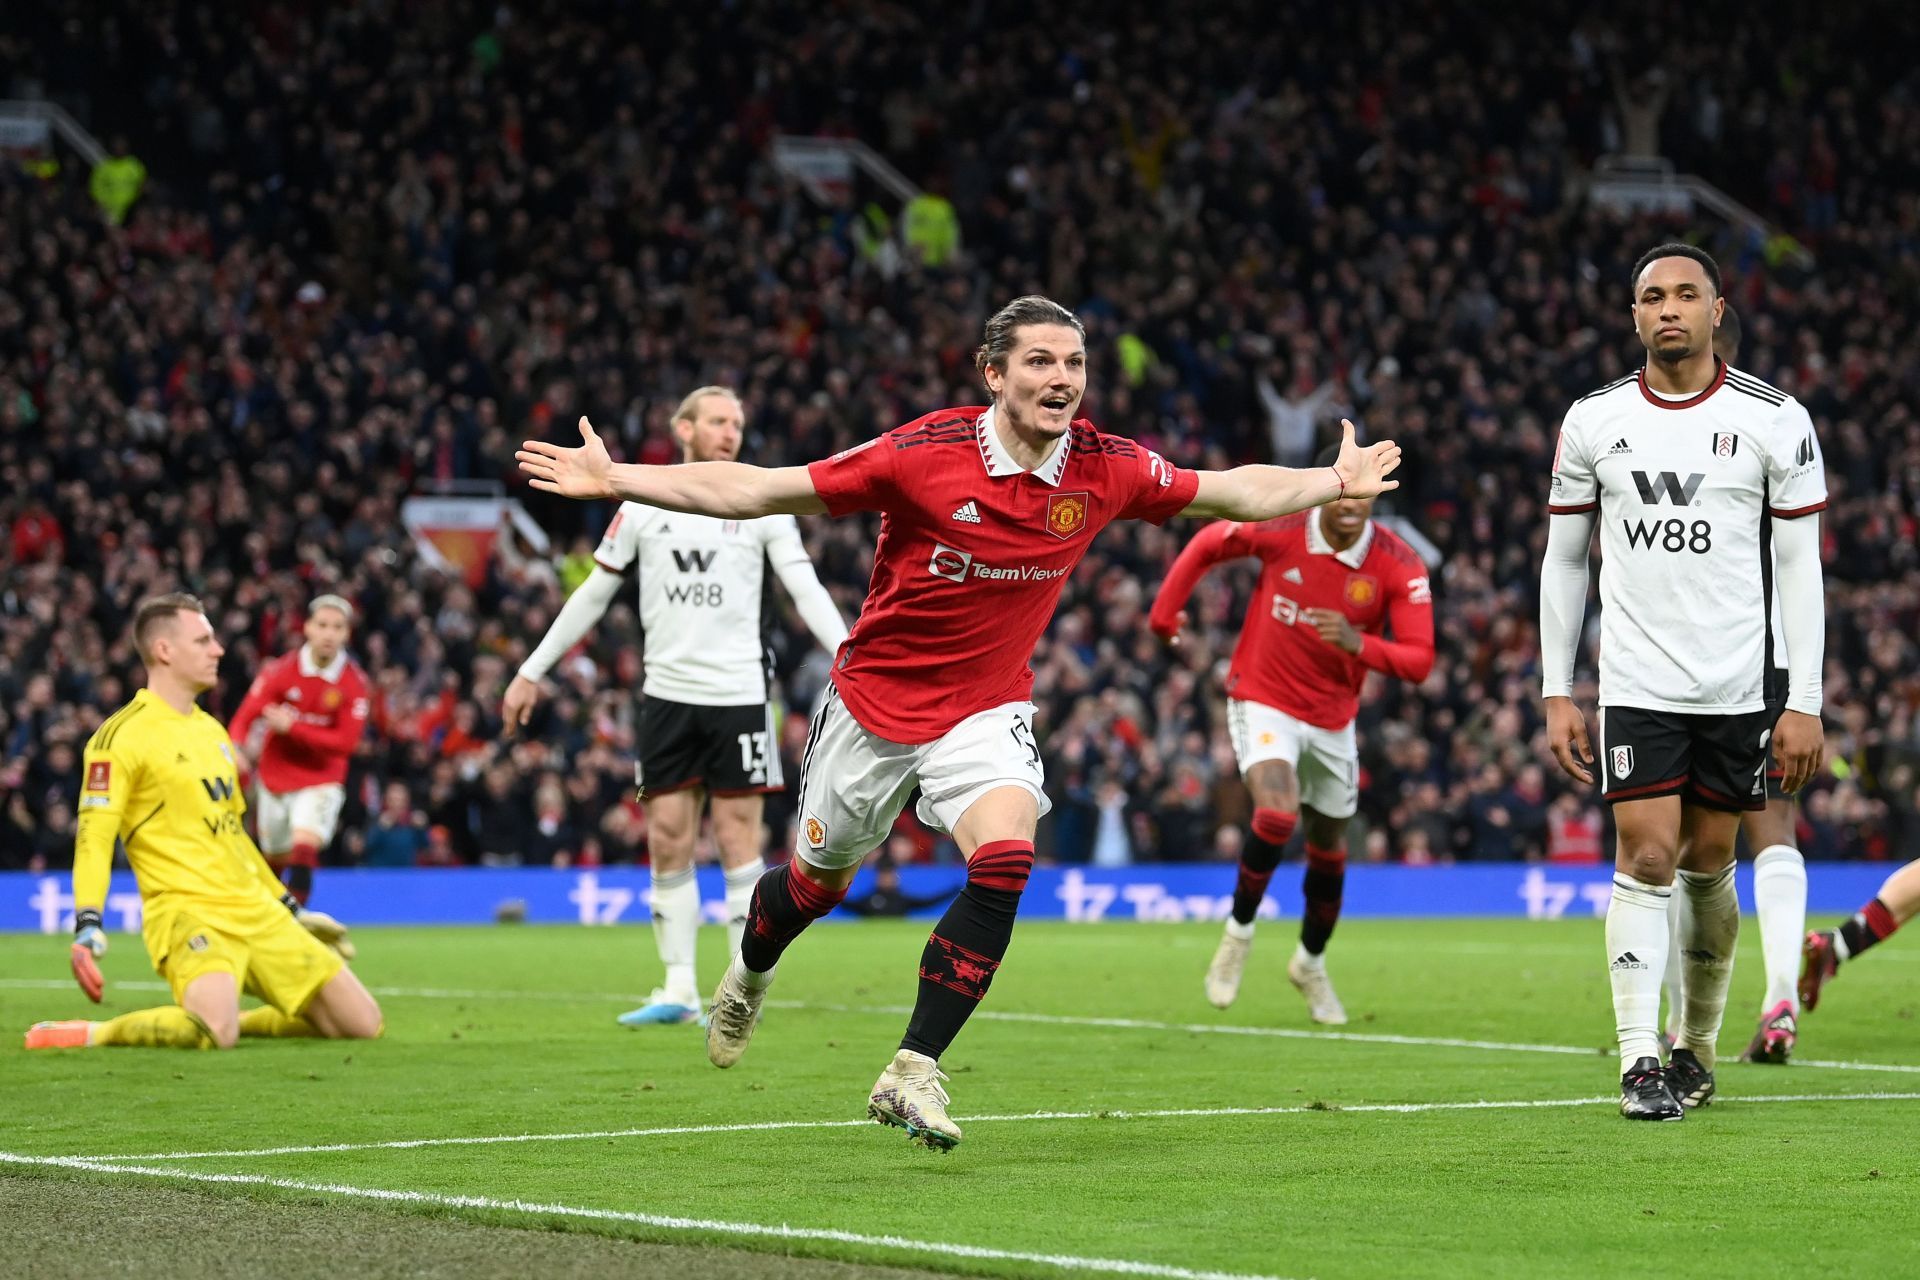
[1150,511,1435,729]
[229,646,371,791]
[809,405,1199,743]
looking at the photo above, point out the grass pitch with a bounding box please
[2,918,1916,1278]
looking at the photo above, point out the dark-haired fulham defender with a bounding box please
[1540,247,1826,1121]
[521,296,1402,1150]
[1657,305,1814,1064]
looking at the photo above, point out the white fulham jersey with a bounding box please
[594,504,842,706]
[1549,360,1827,713]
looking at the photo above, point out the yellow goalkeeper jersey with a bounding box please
[77,689,288,943]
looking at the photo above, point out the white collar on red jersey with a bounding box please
[1308,507,1374,569]
[976,404,1072,486]
[298,644,348,682]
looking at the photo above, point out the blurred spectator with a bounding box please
[364,781,430,868]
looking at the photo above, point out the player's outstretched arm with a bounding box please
[1182,419,1399,520]
[518,417,827,517]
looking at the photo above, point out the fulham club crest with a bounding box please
[1610,745,1635,780]
[1712,432,1738,459]
[1046,492,1089,540]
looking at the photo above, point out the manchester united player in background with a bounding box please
[520,295,1402,1151]
[1151,443,1434,1024]
[229,595,370,906]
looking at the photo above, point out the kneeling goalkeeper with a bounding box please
[27,593,383,1050]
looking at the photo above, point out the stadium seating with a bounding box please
[2,1,1916,868]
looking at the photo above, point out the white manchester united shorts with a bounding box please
[253,782,347,852]
[793,685,1049,870]
[1227,698,1359,819]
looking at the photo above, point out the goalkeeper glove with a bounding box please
[71,909,107,1003]
[290,902,356,962]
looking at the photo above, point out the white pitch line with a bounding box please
[770,1000,1920,1076]
[10,978,1917,1074]
[0,1150,1286,1280]
[66,1091,1920,1164]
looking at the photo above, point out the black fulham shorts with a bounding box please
[636,698,784,797]
[1598,705,1772,813]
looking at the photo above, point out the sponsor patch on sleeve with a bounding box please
[86,761,112,793]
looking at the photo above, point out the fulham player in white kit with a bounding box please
[1658,307,1813,1064]
[1539,246,1827,1121]
[520,296,1402,1149]
[505,387,848,1025]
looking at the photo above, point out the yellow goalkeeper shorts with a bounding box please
[155,903,343,1017]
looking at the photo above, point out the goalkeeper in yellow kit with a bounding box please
[26,593,384,1050]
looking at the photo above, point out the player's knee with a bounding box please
[1616,836,1677,883]
[1247,782,1297,813]
[203,1016,240,1050]
[330,1000,384,1041]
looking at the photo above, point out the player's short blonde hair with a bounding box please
[132,592,205,664]
[672,386,742,425]
[308,594,355,624]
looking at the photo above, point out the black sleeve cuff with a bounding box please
[279,893,301,916]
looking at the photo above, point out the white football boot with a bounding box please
[868,1049,961,1151]
[1287,948,1348,1025]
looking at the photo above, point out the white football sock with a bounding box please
[724,857,766,960]
[1676,863,1740,1069]
[1607,874,1673,1072]
[650,864,701,1007]
[1752,845,1808,1012]
[1661,888,1690,1043]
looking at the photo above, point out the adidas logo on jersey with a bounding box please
[951,501,982,524]
[1607,438,1632,455]
[1282,567,1304,584]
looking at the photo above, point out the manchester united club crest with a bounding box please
[322,688,342,711]
[804,818,826,848]
[1046,492,1089,540]
[1344,575,1379,608]
[1713,432,1738,458]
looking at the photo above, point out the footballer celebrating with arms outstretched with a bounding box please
[521,295,1401,1150]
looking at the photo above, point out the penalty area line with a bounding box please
[65,1091,1920,1164]
[0,1149,1289,1280]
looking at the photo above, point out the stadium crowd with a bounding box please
[3,1,1918,873]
